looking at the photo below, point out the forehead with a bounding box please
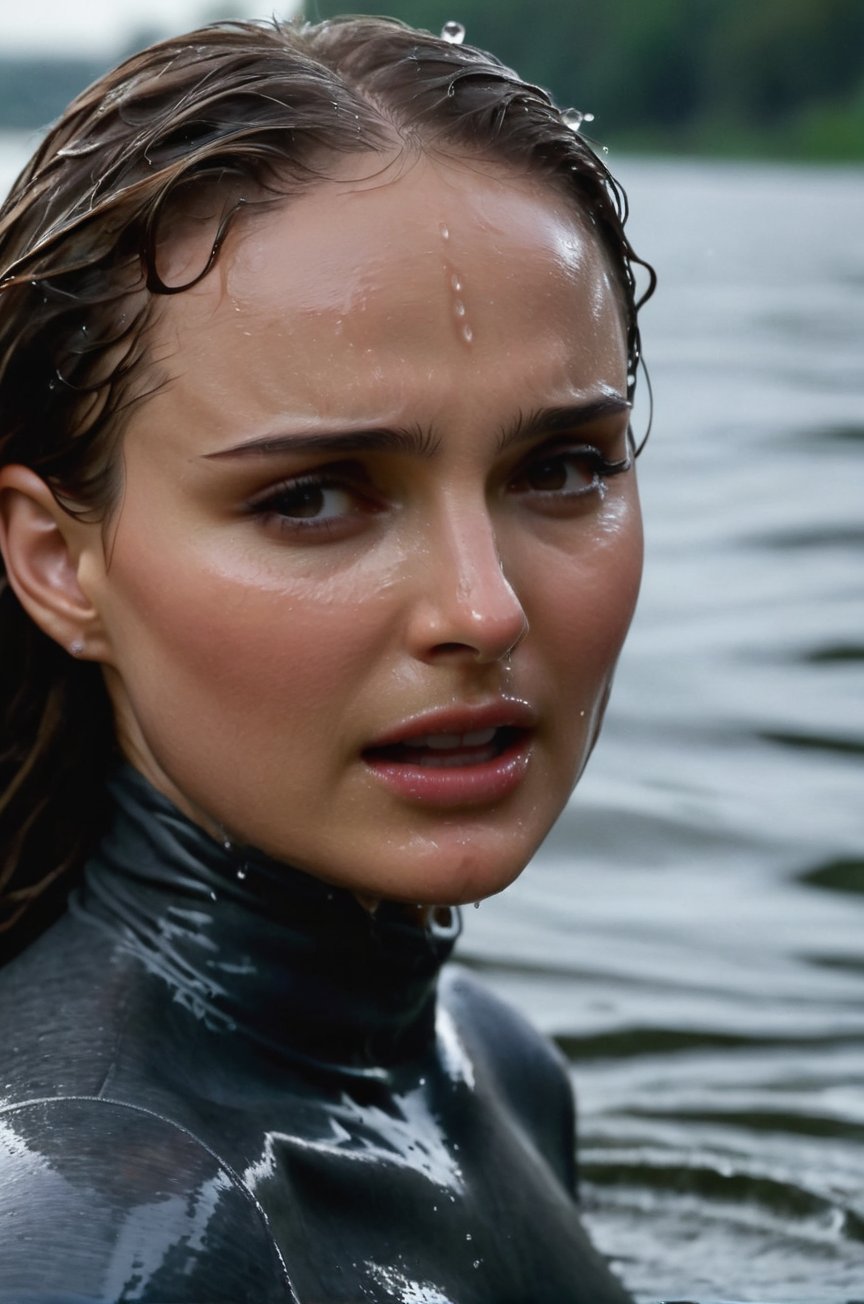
[141,154,626,438]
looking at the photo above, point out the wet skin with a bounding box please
[70,152,642,905]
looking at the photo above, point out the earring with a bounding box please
[69,639,85,657]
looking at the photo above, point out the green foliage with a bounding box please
[301,0,864,158]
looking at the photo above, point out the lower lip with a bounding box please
[363,734,533,807]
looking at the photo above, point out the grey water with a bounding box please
[1,133,862,1302]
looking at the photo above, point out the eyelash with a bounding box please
[246,443,632,536]
[509,443,632,501]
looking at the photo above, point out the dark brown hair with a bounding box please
[0,15,655,954]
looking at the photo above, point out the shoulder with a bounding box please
[0,1095,296,1303]
[438,963,577,1190]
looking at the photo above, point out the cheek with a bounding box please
[528,498,643,682]
[100,540,395,733]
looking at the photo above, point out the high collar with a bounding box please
[74,766,460,1070]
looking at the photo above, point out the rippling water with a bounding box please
[1,134,862,1302]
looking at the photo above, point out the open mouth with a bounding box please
[363,726,526,769]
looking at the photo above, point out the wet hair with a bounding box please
[0,15,655,954]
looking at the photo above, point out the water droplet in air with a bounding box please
[561,107,595,133]
[465,1232,472,1241]
[440,20,465,44]
[602,144,610,155]
[473,1259,481,1269]
[627,372,636,387]
[473,901,480,909]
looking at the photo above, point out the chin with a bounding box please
[358,832,544,908]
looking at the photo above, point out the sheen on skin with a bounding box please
[71,153,643,906]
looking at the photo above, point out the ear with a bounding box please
[0,464,109,661]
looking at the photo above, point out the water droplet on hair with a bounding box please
[473,1259,481,1269]
[465,1232,472,1241]
[627,372,636,387]
[222,839,232,851]
[236,866,247,881]
[440,20,466,44]
[209,890,218,902]
[561,107,594,133]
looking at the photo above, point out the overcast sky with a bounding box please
[0,0,291,54]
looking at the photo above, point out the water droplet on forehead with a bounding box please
[440,20,466,44]
[561,107,595,133]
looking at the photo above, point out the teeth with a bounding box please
[414,728,497,750]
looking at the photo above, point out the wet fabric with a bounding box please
[0,767,631,1303]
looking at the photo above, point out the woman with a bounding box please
[0,16,654,1303]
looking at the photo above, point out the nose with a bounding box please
[406,501,529,665]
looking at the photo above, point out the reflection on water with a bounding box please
[1,137,862,1302]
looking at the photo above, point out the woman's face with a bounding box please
[82,154,642,905]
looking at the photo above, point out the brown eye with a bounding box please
[278,482,329,518]
[525,456,593,493]
[511,448,601,498]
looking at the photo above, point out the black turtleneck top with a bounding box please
[0,767,631,1304]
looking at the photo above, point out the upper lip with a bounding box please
[365,699,538,750]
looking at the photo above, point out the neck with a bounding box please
[75,766,461,1069]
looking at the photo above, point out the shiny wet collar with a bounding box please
[73,766,461,1069]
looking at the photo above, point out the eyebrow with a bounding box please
[201,395,630,462]
[497,396,631,452]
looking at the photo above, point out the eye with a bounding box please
[509,443,630,503]
[246,468,383,537]
[269,479,354,520]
